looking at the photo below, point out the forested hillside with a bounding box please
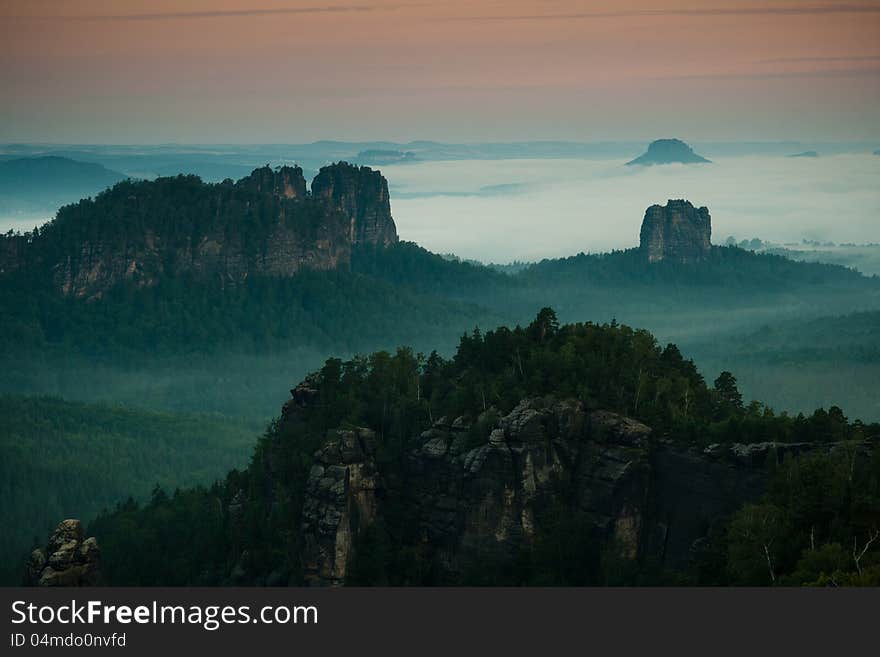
[0,395,258,584]
[82,312,880,587]
[688,311,880,421]
[0,156,125,216]
[3,165,879,424]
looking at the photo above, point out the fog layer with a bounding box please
[385,154,880,262]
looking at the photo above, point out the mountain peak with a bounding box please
[626,139,711,166]
[236,164,307,198]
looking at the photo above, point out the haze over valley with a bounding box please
[2,0,880,590]
[4,142,878,264]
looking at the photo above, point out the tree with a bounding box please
[727,503,787,584]
[528,307,559,343]
[714,371,743,412]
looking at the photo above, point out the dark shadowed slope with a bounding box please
[0,156,126,216]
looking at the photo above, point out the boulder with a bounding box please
[27,520,101,586]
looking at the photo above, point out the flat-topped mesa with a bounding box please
[627,139,710,166]
[312,162,398,246]
[639,199,711,263]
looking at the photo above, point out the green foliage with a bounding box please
[83,310,880,586]
[0,395,257,584]
[690,311,880,422]
[87,485,232,587]
[713,371,743,415]
[719,445,880,586]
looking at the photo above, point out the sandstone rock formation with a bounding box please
[627,139,710,166]
[26,519,101,586]
[402,398,652,576]
[312,162,398,246]
[89,368,863,587]
[639,199,712,263]
[300,428,380,585]
[238,164,308,198]
[290,387,826,585]
[0,162,398,299]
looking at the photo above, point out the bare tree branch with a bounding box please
[853,529,879,576]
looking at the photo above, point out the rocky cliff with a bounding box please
[312,162,398,247]
[640,199,712,263]
[32,369,871,587]
[26,519,102,586]
[0,162,398,299]
[261,380,838,586]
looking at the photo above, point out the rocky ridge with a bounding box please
[274,382,846,585]
[31,377,871,587]
[0,162,398,299]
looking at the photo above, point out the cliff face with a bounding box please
[32,375,871,587]
[640,199,712,263]
[312,162,398,247]
[2,162,398,299]
[300,427,381,585]
[261,381,831,586]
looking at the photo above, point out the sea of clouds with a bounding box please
[383,154,880,263]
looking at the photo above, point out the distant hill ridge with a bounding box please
[627,139,711,166]
[0,156,126,215]
[0,156,125,191]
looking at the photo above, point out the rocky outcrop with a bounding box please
[291,384,859,585]
[292,392,800,584]
[238,164,308,199]
[26,520,101,586]
[2,162,398,299]
[639,199,712,263]
[300,428,380,585]
[627,139,710,166]
[400,398,652,577]
[312,162,398,247]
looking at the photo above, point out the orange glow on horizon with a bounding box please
[2,0,878,142]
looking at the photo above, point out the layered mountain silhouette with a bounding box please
[0,156,126,216]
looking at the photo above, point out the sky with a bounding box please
[1,0,879,143]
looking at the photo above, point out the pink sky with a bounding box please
[1,0,878,142]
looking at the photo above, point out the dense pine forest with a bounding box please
[3,237,879,418]
[79,311,879,587]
